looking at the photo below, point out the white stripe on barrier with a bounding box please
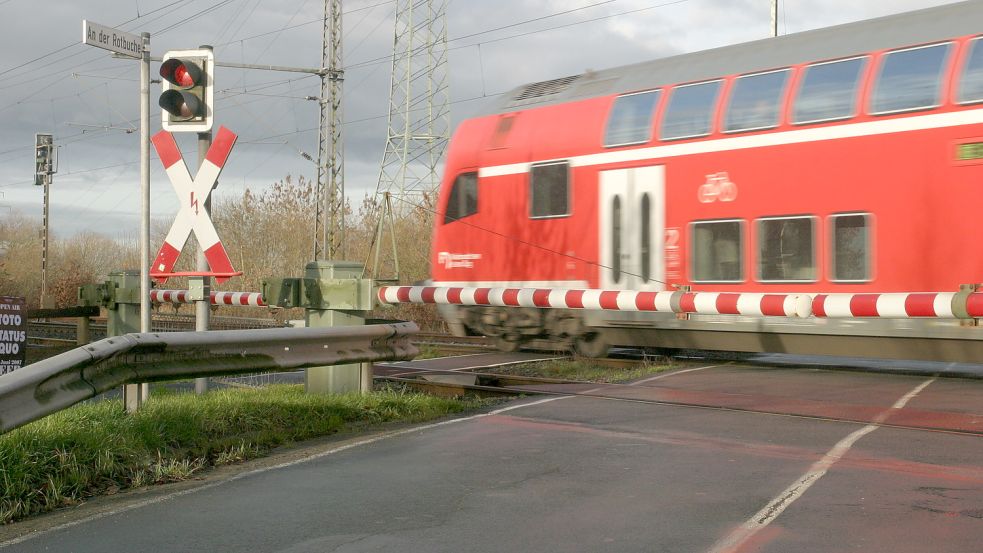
[582,289,604,310]
[935,293,955,318]
[654,292,673,313]
[435,287,450,304]
[822,295,854,318]
[694,292,719,314]
[616,291,637,311]
[737,293,763,316]
[876,294,908,318]
[548,289,567,308]
[517,288,536,307]
[487,288,504,306]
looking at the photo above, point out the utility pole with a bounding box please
[34,133,55,309]
[314,0,345,261]
[771,0,779,37]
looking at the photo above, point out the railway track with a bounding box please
[377,354,983,437]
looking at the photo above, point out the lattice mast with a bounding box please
[314,0,345,260]
[376,0,450,207]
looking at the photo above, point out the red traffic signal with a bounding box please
[160,58,201,88]
[159,49,213,132]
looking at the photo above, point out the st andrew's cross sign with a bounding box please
[150,127,238,283]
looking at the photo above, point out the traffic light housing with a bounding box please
[159,48,213,132]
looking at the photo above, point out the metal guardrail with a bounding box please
[0,322,419,434]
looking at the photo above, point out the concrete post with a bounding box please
[303,261,372,394]
[107,270,145,412]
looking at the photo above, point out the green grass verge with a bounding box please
[483,358,678,383]
[413,344,448,360]
[0,385,484,524]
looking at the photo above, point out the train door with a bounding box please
[599,166,665,291]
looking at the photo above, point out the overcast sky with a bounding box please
[0,0,966,239]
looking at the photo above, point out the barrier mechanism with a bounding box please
[262,261,376,394]
[0,322,419,434]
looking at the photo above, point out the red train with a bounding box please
[430,2,983,360]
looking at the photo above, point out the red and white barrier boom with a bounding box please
[811,292,983,318]
[151,290,266,307]
[150,127,238,283]
[378,286,983,319]
[379,286,809,317]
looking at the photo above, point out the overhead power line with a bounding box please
[0,0,188,78]
[344,0,689,71]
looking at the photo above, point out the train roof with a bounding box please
[480,0,983,115]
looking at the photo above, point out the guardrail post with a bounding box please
[301,261,374,394]
[107,270,146,411]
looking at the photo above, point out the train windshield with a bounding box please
[443,172,478,224]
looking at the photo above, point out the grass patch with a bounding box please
[0,385,484,524]
[483,357,678,383]
[413,343,446,360]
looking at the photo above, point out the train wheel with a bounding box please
[574,332,609,358]
[495,335,522,353]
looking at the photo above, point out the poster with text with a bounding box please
[0,296,27,375]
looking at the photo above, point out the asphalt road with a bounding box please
[2,362,981,552]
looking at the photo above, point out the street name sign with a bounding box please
[82,20,142,58]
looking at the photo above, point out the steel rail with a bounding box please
[0,322,419,434]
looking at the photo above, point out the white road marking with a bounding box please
[633,364,722,385]
[705,377,937,553]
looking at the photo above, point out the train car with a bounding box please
[429,1,983,360]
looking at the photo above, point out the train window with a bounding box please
[959,37,983,105]
[756,216,817,282]
[871,42,952,115]
[793,57,867,124]
[530,161,570,218]
[725,69,790,133]
[830,214,871,282]
[691,220,743,283]
[443,172,478,225]
[660,80,722,141]
[604,90,660,147]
